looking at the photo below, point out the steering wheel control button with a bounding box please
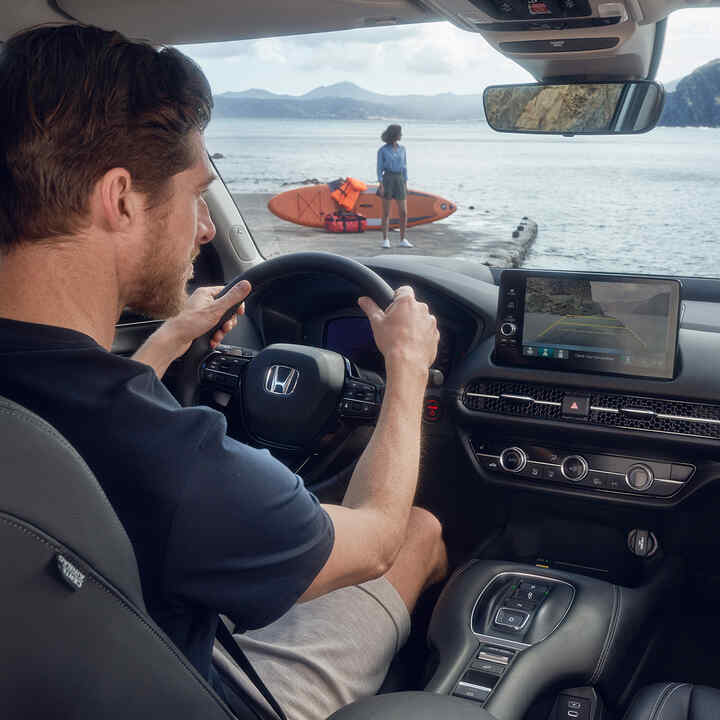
[561,394,590,419]
[494,607,530,632]
[423,399,441,422]
[201,367,239,391]
[625,464,655,492]
[499,322,518,338]
[500,447,528,473]
[561,455,589,482]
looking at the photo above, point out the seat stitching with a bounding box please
[591,584,619,683]
[602,585,624,678]
[654,683,688,720]
[646,683,680,720]
[0,402,128,539]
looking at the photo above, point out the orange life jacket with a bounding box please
[330,177,368,211]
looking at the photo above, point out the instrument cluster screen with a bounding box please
[324,316,386,375]
[324,316,453,377]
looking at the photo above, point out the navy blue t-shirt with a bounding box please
[0,318,334,688]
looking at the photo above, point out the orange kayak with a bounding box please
[268,181,456,230]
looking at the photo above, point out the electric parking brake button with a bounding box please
[494,607,530,631]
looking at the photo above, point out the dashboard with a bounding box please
[252,269,481,381]
[195,256,720,513]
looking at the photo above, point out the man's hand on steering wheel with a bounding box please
[358,286,439,383]
[132,281,252,378]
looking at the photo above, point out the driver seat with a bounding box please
[0,395,239,718]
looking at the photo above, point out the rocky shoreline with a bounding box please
[231,193,537,266]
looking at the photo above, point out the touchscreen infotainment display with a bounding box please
[496,271,681,379]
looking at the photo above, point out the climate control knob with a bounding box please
[561,455,589,482]
[625,464,654,492]
[499,447,528,473]
[499,322,517,338]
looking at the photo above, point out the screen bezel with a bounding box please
[496,270,682,380]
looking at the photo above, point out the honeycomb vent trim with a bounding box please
[462,380,720,440]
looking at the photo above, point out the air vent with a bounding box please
[463,380,720,440]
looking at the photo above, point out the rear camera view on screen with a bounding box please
[522,277,678,376]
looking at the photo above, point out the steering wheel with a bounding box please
[178,252,394,455]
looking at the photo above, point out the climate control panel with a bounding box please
[471,438,694,499]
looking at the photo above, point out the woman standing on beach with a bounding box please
[377,124,412,249]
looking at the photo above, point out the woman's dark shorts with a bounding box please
[381,171,406,200]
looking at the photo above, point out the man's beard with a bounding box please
[127,233,198,320]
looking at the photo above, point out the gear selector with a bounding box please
[472,572,574,644]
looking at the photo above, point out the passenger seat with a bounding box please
[624,683,720,720]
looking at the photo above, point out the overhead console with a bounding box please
[465,0,594,21]
[418,0,655,80]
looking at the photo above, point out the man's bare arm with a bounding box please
[300,286,439,601]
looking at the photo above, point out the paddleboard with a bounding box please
[268,181,456,230]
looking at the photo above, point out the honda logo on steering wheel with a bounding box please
[264,365,300,396]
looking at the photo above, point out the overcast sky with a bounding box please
[181,9,720,96]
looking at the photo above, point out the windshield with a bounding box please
[181,9,720,278]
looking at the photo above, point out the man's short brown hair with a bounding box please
[0,25,213,250]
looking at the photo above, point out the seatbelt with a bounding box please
[215,620,288,720]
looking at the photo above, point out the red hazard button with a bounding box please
[424,400,441,422]
[562,395,590,419]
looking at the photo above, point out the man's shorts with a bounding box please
[381,172,407,201]
[214,576,410,720]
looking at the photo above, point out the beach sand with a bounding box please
[232,193,537,266]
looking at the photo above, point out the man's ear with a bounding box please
[91,168,142,232]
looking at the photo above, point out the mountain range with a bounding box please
[213,62,720,127]
[213,82,486,121]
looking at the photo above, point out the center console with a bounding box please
[424,560,670,720]
[451,571,574,704]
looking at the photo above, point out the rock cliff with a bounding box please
[659,59,720,127]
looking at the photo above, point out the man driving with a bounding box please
[0,25,447,720]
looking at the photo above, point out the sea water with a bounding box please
[206,117,720,278]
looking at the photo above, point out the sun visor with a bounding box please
[56,0,438,45]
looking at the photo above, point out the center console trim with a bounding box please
[470,571,576,646]
[474,450,685,495]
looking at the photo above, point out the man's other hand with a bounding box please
[164,281,252,356]
[132,282,252,378]
[357,286,439,380]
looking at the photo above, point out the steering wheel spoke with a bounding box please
[199,345,258,393]
[338,375,382,421]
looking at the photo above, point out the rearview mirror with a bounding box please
[483,81,664,136]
